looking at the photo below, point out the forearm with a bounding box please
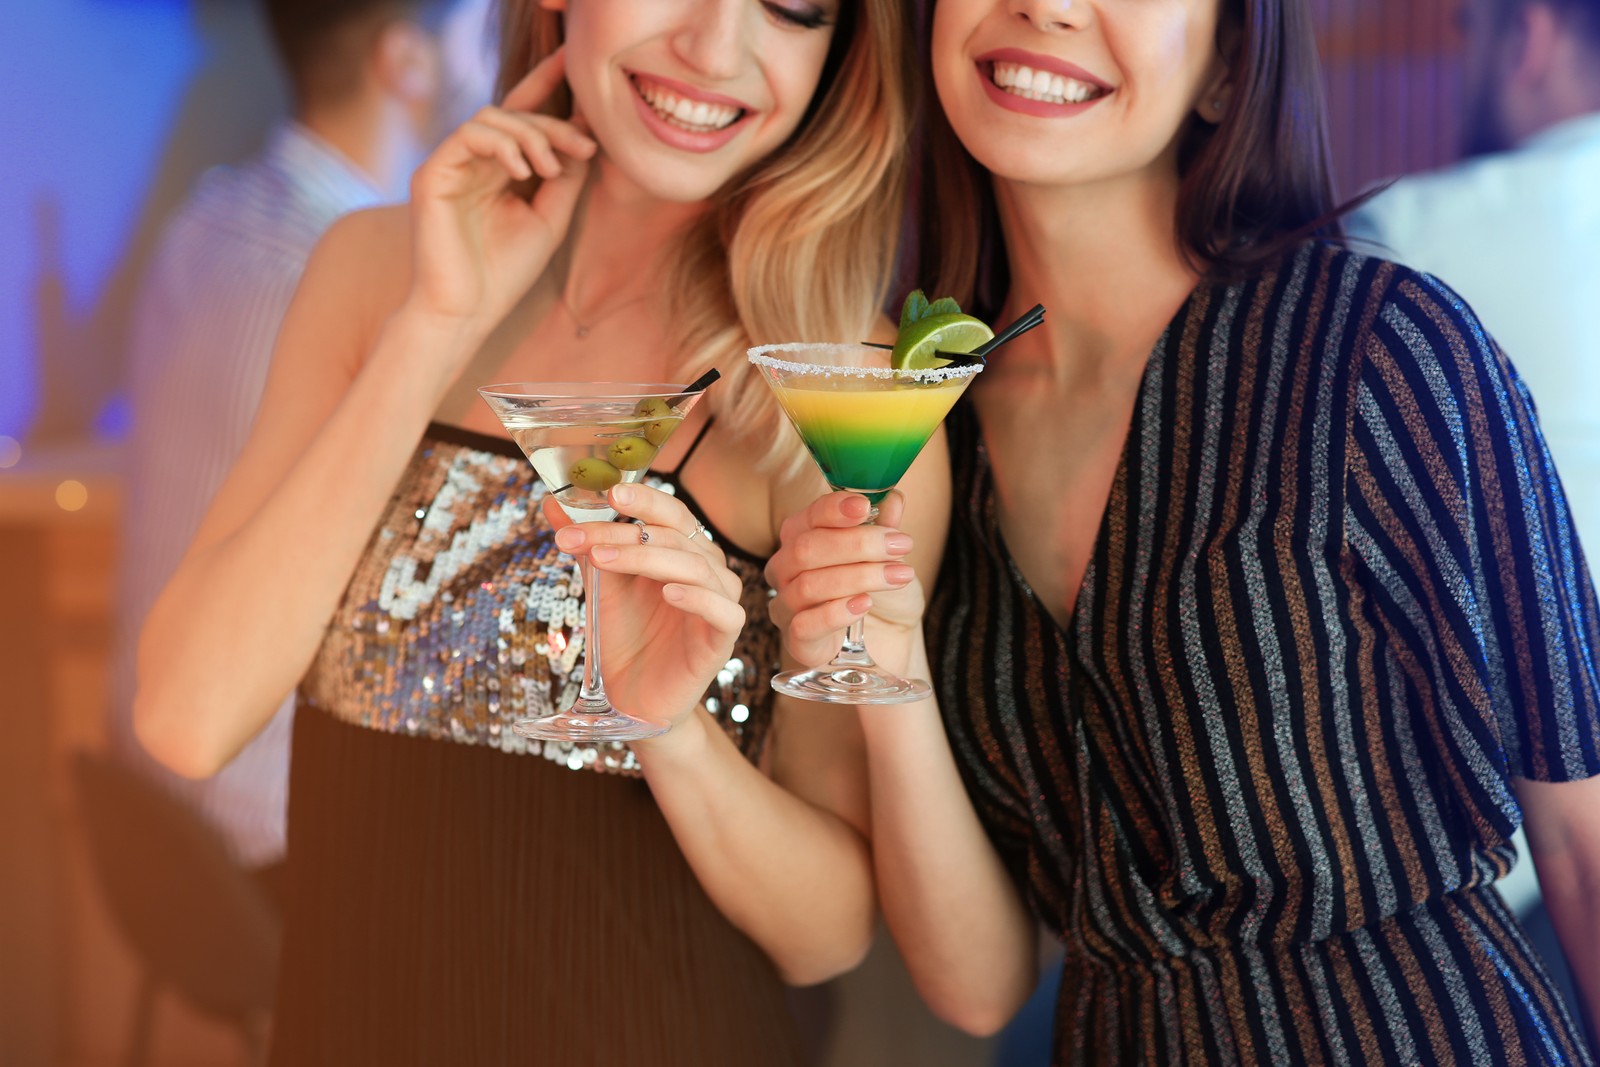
[860,638,1038,1035]
[1531,849,1600,1028]
[633,709,876,986]
[136,306,482,776]
[1516,775,1600,1032]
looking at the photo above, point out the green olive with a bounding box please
[607,436,658,471]
[645,417,679,447]
[567,457,621,492]
[633,397,673,420]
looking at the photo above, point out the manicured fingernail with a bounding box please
[555,527,583,550]
[886,564,915,585]
[842,496,870,520]
[847,594,872,615]
[663,584,685,603]
[611,484,635,506]
[592,545,619,563]
[885,533,914,555]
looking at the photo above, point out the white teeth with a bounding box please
[632,76,742,132]
[990,61,1106,105]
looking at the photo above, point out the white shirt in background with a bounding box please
[112,123,385,868]
[1348,111,1600,915]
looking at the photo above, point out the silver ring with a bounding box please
[685,521,710,543]
[633,518,649,545]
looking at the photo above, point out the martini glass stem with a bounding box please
[837,615,873,665]
[832,505,882,674]
[576,554,609,711]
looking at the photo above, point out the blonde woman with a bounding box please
[133,0,945,1062]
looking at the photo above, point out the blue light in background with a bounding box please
[0,0,200,440]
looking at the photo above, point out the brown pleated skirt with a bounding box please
[269,704,805,1066]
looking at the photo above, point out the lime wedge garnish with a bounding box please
[890,313,995,370]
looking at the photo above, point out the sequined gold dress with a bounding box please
[267,420,802,1066]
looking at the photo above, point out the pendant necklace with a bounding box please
[560,283,652,340]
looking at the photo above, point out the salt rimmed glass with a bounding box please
[749,343,982,704]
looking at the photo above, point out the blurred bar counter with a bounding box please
[0,448,245,1067]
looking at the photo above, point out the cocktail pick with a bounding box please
[858,342,984,366]
[861,303,1046,364]
[548,370,720,496]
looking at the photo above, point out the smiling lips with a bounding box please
[630,73,747,135]
[991,61,1106,105]
[978,50,1111,115]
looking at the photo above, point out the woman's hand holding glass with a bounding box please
[405,46,597,335]
[765,490,924,673]
[544,483,745,729]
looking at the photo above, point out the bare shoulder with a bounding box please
[311,204,413,313]
[287,204,414,378]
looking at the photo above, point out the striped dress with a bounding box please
[927,242,1600,1065]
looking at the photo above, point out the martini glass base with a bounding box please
[771,665,931,705]
[512,699,669,743]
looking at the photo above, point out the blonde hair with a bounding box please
[495,0,914,476]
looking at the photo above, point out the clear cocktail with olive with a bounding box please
[477,382,705,742]
[503,396,682,522]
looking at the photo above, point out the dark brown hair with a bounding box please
[919,0,1348,313]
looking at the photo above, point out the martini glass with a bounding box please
[478,381,706,742]
[748,343,982,704]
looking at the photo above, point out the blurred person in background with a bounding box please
[1348,0,1600,1033]
[110,0,487,904]
[1349,0,1600,552]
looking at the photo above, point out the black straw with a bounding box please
[858,302,1046,365]
[680,368,721,395]
[971,303,1045,359]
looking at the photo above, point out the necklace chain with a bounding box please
[560,283,652,340]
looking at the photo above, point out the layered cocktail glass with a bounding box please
[748,344,982,704]
[478,382,704,741]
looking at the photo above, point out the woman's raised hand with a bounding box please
[765,491,924,669]
[406,47,597,332]
[544,485,746,728]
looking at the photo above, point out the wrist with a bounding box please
[380,300,494,390]
[861,619,924,678]
[630,705,712,769]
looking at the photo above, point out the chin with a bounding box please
[956,131,1082,188]
[600,147,742,205]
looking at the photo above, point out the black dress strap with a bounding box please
[665,417,716,477]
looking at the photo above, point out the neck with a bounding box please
[297,93,414,198]
[992,161,1199,380]
[561,160,709,311]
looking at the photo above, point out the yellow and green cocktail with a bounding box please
[763,372,972,505]
[748,342,983,704]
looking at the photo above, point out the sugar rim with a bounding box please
[747,343,985,382]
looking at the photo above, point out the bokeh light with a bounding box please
[55,479,88,511]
